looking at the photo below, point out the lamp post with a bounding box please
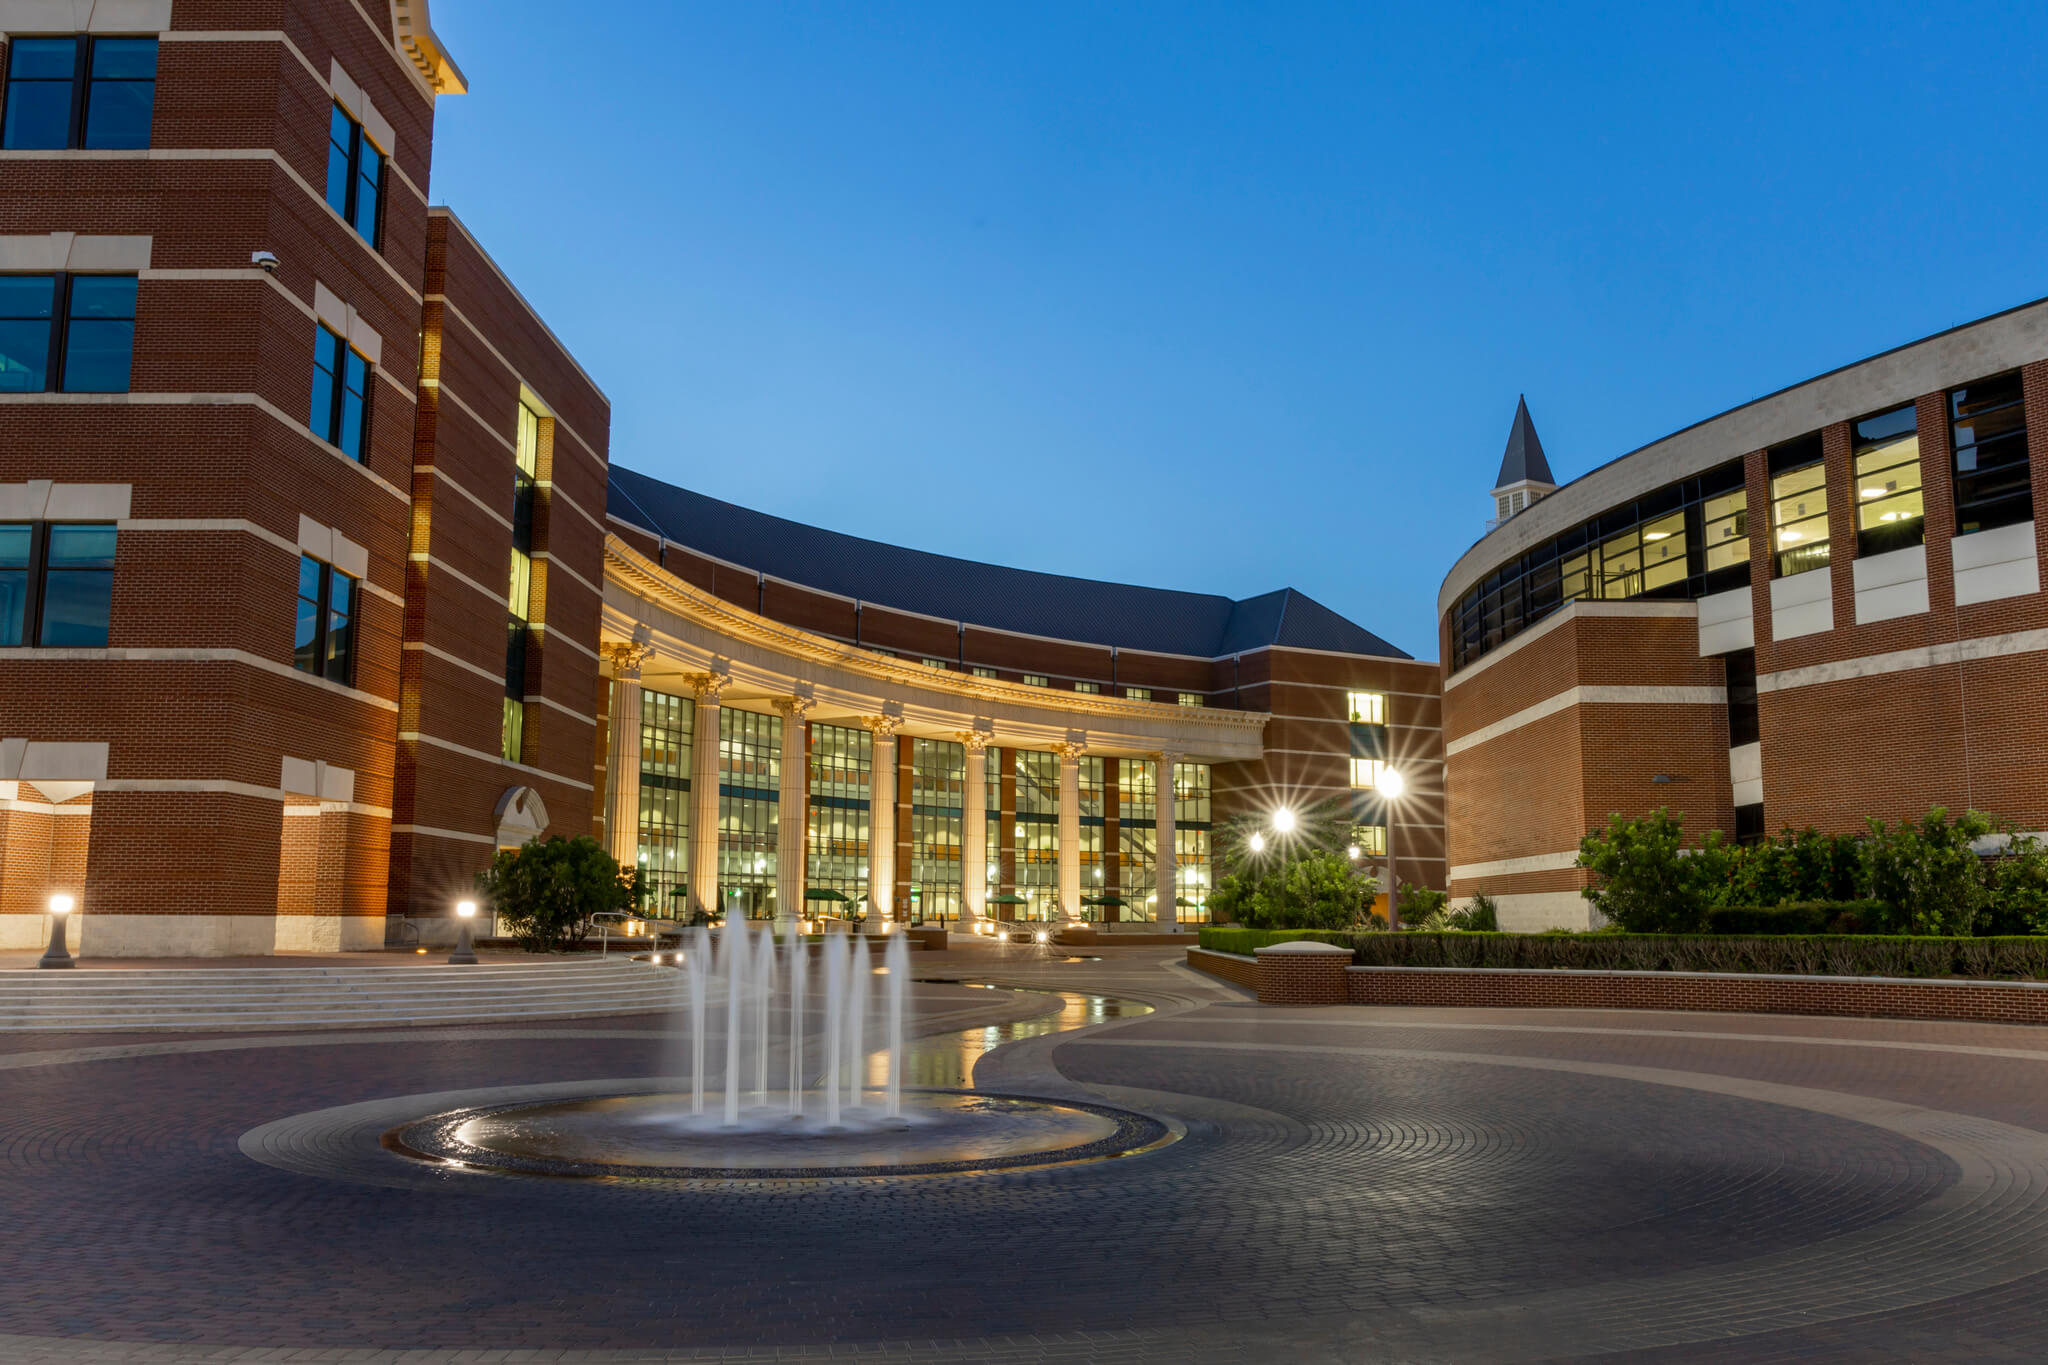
[449,898,479,965]
[1376,767,1405,930]
[39,894,75,969]
[1271,808,1297,921]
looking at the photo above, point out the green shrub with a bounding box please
[1577,808,1730,934]
[1196,927,1357,956]
[1719,828,1863,907]
[1346,931,2048,979]
[1984,833,2048,935]
[1706,901,1890,935]
[1209,849,1378,931]
[1395,881,1447,926]
[475,835,639,953]
[1862,807,1993,935]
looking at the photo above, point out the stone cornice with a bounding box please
[604,535,1269,736]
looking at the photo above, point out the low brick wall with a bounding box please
[1344,964,2048,1026]
[1185,947,1258,989]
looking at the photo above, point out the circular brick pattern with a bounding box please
[3,972,2048,1363]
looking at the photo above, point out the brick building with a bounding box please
[1440,300,2048,929]
[0,0,1439,954]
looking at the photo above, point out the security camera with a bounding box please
[251,250,280,274]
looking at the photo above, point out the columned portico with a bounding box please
[773,695,813,930]
[961,730,991,922]
[601,640,652,870]
[687,671,728,918]
[864,714,902,926]
[1055,741,1083,920]
[1155,750,1181,931]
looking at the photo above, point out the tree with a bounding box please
[475,835,640,953]
[1861,807,1993,936]
[1210,849,1377,930]
[1577,808,1728,934]
[1985,832,2048,935]
[1721,826,1862,907]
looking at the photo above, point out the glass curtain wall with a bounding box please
[1078,757,1106,920]
[806,723,871,920]
[1115,758,1157,923]
[909,738,963,922]
[1449,460,1749,670]
[635,689,693,916]
[1173,762,1213,923]
[1012,750,1060,921]
[717,708,780,920]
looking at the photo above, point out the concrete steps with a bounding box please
[0,959,679,1031]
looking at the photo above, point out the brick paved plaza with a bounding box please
[5,945,2048,1362]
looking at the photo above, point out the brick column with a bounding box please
[1255,940,1353,1005]
[863,715,901,929]
[773,696,814,932]
[1155,751,1180,930]
[687,673,727,919]
[961,732,991,921]
[1056,742,1084,920]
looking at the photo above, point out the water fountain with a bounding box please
[384,920,1170,1180]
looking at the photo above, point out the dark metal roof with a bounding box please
[1494,395,1555,489]
[607,466,1409,661]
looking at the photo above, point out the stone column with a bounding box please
[961,732,991,922]
[601,641,651,872]
[773,696,814,931]
[686,672,728,920]
[1056,741,1084,922]
[1155,751,1181,931]
[863,715,902,929]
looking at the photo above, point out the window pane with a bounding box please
[506,547,532,620]
[352,141,381,241]
[0,319,52,393]
[45,524,115,568]
[309,327,339,439]
[1853,411,1922,535]
[1951,372,2023,423]
[325,594,354,683]
[83,72,153,148]
[1,38,78,149]
[1770,462,1830,573]
[58,319,133,392]
[0,569,25,645]
[38,571,112,646]
[66,275,136,320]
[337,383,365,459]
[294,557,322,674]
[89,39,157,79]
[325,106,354,217]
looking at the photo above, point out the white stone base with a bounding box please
[0,913,80,952]
[1474,891,1598,933]
[273,914,384,953]
[77,914,281,957]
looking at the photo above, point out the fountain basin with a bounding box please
[387,1088,1170,1180]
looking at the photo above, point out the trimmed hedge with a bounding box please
[1197,927,2048,980]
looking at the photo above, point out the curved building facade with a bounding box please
[1439,299,2048,930]
[597,475,1446,928]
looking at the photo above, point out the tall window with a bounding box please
[1951,372,2031,534]
[0,274,136,393]
[718,709,782,918]
[1,36,154,149]
[1172,762,1213,922]
[636,690,693,915]
[807,724,872,912]
[909,738,963,922]
[1347,691,1386,724]
[1349,758,1389,789]
[1852,404,1924,555]
[1012,750,1059,920]
[0,522,115,647]
[1116,759,1156,919]
[1352,825,1387,857]
[310,325,371,458]
[1769,436,1830,577]
[293,555,356,684]
[324,104,384,246]
[501,402,543,761]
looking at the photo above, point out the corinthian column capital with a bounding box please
[601,639,654,678]
[689,671,731,705]
[958,730,994,754]
[862,713,904,742]
[773,694,816,723]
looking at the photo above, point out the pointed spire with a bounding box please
[1493,395,1555,491]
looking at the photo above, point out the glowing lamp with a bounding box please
[1272,808,1297,834]
[1376,767,1406,800]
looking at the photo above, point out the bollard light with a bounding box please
[39,893,76,969]
[448,898,479,965]
[1034,928,1050,945]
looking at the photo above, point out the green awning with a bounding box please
[1082,895,1127,906]
[804,888,851,902]
[986,893,1029,905]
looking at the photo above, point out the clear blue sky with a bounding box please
[426,2,2047,659]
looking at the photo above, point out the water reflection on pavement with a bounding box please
[902,986,1152,1088]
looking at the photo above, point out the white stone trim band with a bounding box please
[1446,685,1727,756]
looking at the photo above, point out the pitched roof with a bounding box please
[1493,395,1555,489]
[606,466,1409,661]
